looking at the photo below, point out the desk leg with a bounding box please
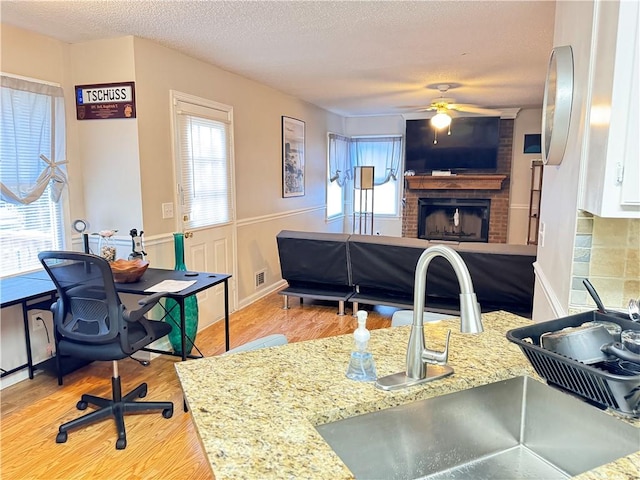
[21,302,35,379]
[224,279,230,351]
[181,298,188,413]
[179,298,187,363]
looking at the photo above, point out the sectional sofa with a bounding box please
[276,230,537,318]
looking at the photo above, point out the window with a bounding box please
[327,133,350,219]
[351,136,402,216]
[0,75,67,277]
[172,93,233,229]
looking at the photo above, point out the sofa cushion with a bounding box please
[348,234,536,316]
[276,230,351,286]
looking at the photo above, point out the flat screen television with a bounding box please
[405,117,501,173]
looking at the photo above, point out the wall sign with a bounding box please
[75,81,136,120]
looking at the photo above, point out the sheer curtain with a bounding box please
[328,133,351,186]
[350,136,402,185]
[0,75,67,205]
[1,75,67,275]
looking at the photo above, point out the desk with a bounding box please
[0,267,231,380]
[124,269,232,361]
[0,272,57,379]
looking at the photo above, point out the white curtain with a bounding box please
[1,75,67,205]
[328,133,351,187]
[350,136,402,185]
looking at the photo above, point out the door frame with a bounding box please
[168,89,239,314]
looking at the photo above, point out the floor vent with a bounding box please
[255,270,266,289]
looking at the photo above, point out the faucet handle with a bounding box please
[422,329,451,365]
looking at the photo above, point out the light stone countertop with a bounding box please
[175,311,640,480]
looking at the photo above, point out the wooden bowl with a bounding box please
[110,259,149,283]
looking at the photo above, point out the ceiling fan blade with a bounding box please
[414,105,437,112]
[450,104,502,116]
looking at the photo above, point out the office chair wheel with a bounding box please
[162,407,173,419]
[56,431,68,444]
[77,400,88,410]
[116,438,127,450]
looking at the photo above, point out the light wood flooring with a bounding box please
[1,292,397,480]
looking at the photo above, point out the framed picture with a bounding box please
[282,116,305,197]
[523,133,542,154]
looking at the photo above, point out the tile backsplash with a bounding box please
[571,212,640,311]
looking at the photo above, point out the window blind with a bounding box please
[175,101,232,229]
[0,75,66,276]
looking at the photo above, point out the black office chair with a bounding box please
[38,251,174,450]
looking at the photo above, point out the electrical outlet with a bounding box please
[30,312,44,332]
[162,202,174,219]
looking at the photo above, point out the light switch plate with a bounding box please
[162,202,174,219]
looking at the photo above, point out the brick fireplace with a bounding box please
[402,120,513,243]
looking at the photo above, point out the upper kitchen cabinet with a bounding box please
[581,0,640,218]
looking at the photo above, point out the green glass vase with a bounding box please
[164,233,199,354]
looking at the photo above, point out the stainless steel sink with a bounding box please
[316,376,639,479]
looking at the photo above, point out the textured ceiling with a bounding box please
[0,0,556,117]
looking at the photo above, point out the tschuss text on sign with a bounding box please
[77,85,133,104]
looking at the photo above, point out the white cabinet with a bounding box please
[580,0,640,218]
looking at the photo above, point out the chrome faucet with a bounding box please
[376,245,483,391]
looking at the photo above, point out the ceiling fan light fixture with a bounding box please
[431,111,452,129]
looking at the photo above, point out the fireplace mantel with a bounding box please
[405,174,507,190]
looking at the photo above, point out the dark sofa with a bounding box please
[276,230,537,317]
[276,230,353,315]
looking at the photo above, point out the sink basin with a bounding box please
[316,376,639,479]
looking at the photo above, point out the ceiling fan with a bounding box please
[423,84,501,129]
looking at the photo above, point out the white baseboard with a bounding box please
[238,279,287,310]
[0,370,31,389]
[533,261,567,318]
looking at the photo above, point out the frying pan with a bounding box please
[541,323,640,365]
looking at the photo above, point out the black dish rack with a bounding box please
[507,310,640,417]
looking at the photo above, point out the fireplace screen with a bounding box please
[418,198,490,242]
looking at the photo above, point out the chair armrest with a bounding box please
[124,291,170,323]
[137,291,169,307]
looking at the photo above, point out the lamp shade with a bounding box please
[431,112,452,129]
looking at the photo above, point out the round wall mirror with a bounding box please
[541,45,574,165]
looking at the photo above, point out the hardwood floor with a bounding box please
[0,292,396,480]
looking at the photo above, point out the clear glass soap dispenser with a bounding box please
[346,310,377,381]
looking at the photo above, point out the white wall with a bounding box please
[509,108,543,245]
[0,25,346,387]
[533,1,595,321]
[69,37,143,233]
[131,37,345,302]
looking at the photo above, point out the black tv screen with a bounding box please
[405,117,500,173]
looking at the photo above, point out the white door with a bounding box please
[171,91,237,328]
[183,225,235,329]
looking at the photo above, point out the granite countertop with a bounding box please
[175,311,640,480]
